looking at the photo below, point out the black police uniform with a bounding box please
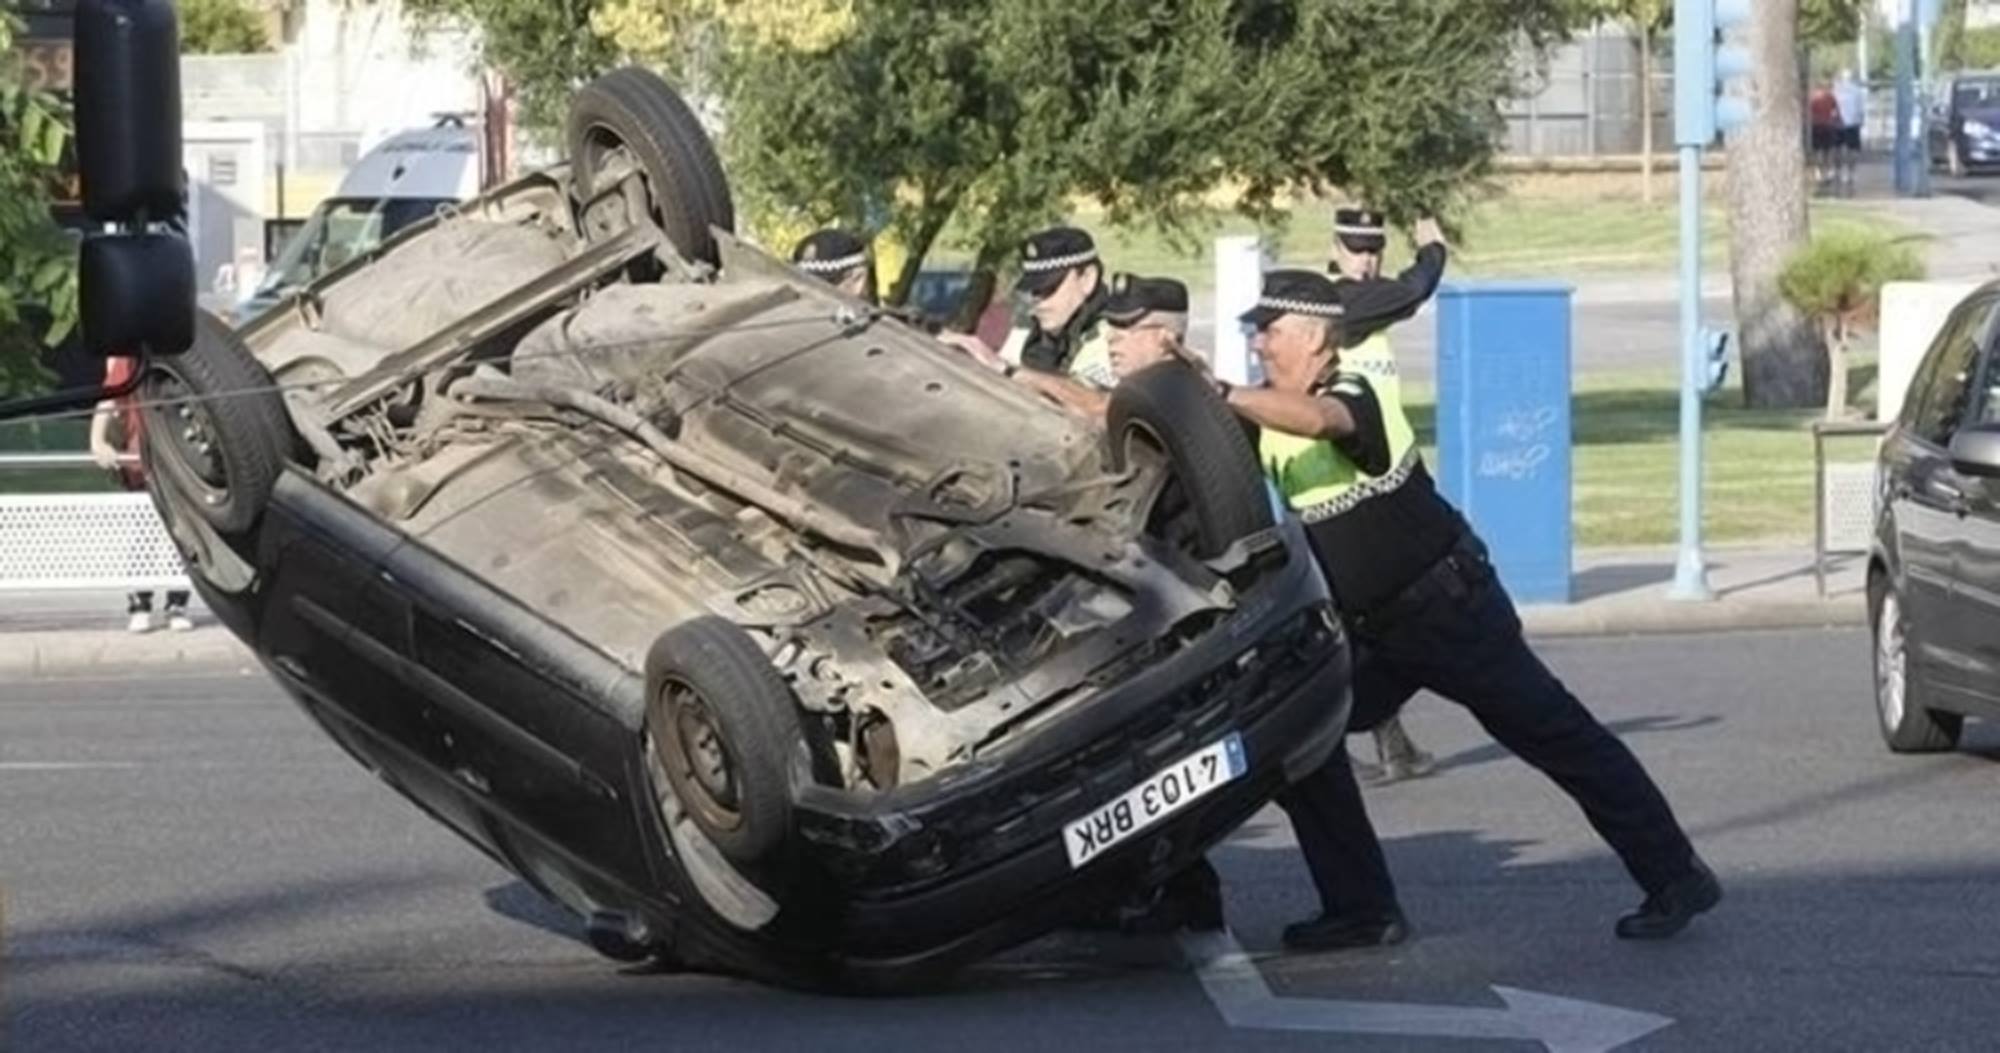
[1325,207,1448,345]
[1007,226,1113,379]
[1237,271,1718,950]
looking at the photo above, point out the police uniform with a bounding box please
[1236,271,1719,951]
[1002,226,1116,389]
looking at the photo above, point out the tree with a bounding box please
[1582,0,1671,204]
[180,0,272,54]
[444,0,1572,318]
[0,14,77,399]
[1778,230,1923,419]
[1728,0,1823,409]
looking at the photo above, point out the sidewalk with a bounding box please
[0,546,1866,679]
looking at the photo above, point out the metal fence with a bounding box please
[0,454,189,592]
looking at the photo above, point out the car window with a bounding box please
[1910,298,1998,445]
[1974,338,2000,428]
[1955,79,2000,108]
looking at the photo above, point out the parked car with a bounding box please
[137,69,1351,990]
[1929,71,2000,177]
[1870,281,2000,752]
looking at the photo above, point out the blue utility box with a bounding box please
[1434,282,1574,605]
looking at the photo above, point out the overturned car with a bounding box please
[138,69,1351,989]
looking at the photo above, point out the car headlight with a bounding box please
[1967,118,1995,138]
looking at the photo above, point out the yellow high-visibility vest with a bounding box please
[1258,334,1420,523]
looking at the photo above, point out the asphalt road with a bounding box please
[6,629,2000,1052]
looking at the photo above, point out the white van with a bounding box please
[236,116,484,323]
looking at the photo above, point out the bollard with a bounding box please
[1435,282,1574,605]
[1211,236,1266,386]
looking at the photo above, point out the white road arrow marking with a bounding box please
[1182,930,1674,1053]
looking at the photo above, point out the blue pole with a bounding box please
[1671,143,1711,601]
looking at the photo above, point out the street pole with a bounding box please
[1895,0,1917,193]
[1670,143,1712,600]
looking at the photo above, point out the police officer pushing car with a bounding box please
[942,226,1116,390]
[1006,274,1195,418]
[1220,269,1721,952]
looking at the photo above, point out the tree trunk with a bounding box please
[1823,317,1849,420]
[1639,20,1654,207]
[887,201,956,308]
[1729,0,1826,409]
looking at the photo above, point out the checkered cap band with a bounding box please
[798,252,866,273]
[1021,248,1099,273]
[1257,296,1345,317]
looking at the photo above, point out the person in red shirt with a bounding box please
[88,356,192,633]
[1808,81,1842,190]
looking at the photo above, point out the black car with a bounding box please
[136,69,1352,991]
[1929,71,2000,177]
[1871,282,2000,752]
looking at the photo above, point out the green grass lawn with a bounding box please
[1047,192,1921,292]
[1402,365,1884,548]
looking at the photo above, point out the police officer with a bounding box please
[792,228,877,302]
[942,226,1116,391]
[1221,270,1720,952]
[1324,207,1448,785]
[1006,274,1194,418]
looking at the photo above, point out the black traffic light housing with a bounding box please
[75,0,194,361]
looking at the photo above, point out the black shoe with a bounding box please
[1616,860,1722,940]
[1281,908,1409,951]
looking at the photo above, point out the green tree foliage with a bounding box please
[1799,0,1865,46]
[424,0,1571,312]
[404,0,618,131]
[181,0,271,54]
[0,14,77,398]
[1778,230,1925,418]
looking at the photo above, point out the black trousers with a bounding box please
[1277,535,1698,917]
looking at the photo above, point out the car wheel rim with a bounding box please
[1877,593,1907,731]
[145,366,233,502]
[658,680,744,836]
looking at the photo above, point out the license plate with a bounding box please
[1064,734,1247,869]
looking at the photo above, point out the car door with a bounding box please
[1944,317,2000,703]
[1891,294,1998,695]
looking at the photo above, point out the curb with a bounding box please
[1521,594,1866,638]
[3,596,1867,679]
[0,629,258,680]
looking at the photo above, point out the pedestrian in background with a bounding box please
[88,356,192,634]
[1834,69,1867,195]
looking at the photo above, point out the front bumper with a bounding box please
[791,517,1349,969]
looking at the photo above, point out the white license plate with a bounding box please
[1064,734,1248,869]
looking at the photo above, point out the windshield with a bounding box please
[1954,78,2000,108]
[256,197,457,299]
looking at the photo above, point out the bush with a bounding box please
[1780,230,1925,418]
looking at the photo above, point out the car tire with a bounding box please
[644,618,802,866]
[139,309,292,538]
[568,67,735,266]
[1107,362,1275,559]
[1871,580,1962,753]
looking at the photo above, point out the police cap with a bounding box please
[1102,274,1190,328]
[1239,269,1347,329]
[793,228,869,278]
[1014,226,1100,297]
[1332,206,1388,254]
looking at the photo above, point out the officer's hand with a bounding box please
[90,439,122,471]
[938,331,1006,372]
[1414,216,1447,249]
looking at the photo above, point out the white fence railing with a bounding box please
[0,454,190,592]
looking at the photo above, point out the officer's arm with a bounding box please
[1225,386,1358,442]
[1340,242,1448,334]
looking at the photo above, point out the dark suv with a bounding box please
[1870,283,2000,751]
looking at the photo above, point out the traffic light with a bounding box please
[1674,0,1754,146]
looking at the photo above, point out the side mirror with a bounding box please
[75,0,185,222]
[80,233,195,356]
[1949,425,2000,479]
